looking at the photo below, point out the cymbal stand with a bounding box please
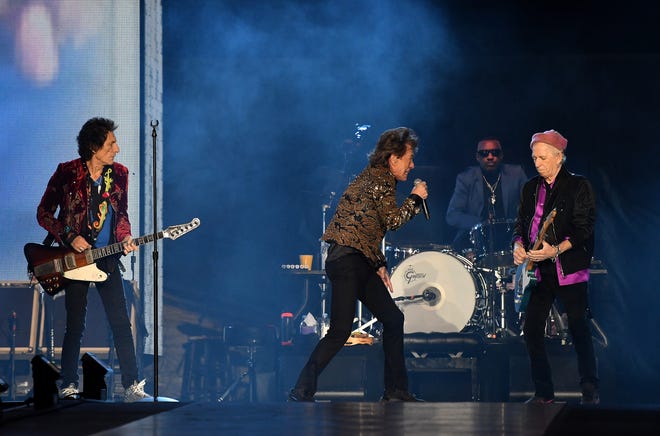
[319,280,329,338]
[587,307,608,348]
[488,267,516,338]
[546,303,569,344]
[218,344,257,403]
[494,268,512,337]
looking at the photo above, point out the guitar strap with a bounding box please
[42,232,55,247]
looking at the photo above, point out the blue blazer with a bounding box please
[446,163,528,231]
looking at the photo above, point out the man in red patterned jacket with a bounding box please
[36,117,151,402]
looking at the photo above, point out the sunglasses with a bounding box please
[477,149,502,158]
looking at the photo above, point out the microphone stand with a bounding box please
[150,120,160,401]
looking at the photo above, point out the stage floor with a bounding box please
[2,400,659,435]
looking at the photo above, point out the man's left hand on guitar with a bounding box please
[122,236,138,255]
[527,240,555,263]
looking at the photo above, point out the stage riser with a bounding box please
[277,348,383,401]
[509,351,585,400]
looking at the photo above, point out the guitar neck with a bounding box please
[91,232,164,261]
[525,208,557,271]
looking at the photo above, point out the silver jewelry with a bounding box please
[482,174,501,206]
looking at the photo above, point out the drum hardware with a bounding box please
[477,262,523,338]
[588,310,609,348]
[538,305,608,348]
[518,303,568,343]
[218,326,276,403]
[469,219,516,270]
[349,312,380,339]
[545,304,569,343]
[217,355,254,403]
[393,288,439,305]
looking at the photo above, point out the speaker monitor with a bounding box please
[81,352,113,400]
[31,354,61,409]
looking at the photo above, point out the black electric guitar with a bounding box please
[24,218,200,296]
[514,209,557,312]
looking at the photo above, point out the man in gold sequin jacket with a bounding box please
[290,127,428,402]
[321,164,420,270]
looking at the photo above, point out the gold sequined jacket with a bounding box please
[322,165,421,269]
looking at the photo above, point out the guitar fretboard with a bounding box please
[92,232,164,260]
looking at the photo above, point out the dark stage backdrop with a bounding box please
[162,0,660,404]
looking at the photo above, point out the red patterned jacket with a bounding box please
[37,158,132,246]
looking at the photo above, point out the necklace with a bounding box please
[482,173,501,206]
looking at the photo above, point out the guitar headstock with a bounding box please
[163,218,201,240]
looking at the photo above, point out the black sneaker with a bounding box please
[380,389,424,402]
[580,382,600,405]
[288,389,315,402]
[524,396,554,405]
[580,391,600,405]
[59,383,80,400]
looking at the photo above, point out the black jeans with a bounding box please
[293,254,407,396]
[60,269,139,389]
[522,275,599,399]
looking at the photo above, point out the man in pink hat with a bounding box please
[512,129,599,405]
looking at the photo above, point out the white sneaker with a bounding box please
[124,379,153,403]
[59,383,80,399]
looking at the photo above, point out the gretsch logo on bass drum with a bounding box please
[404,265,426,284]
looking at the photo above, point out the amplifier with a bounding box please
[0,282,39,358]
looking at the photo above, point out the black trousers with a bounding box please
[293,254,407,396]
[60,269,139,389]
[522,274,599,399]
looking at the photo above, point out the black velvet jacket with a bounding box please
[513,166,596,277]
[322,165,421,269]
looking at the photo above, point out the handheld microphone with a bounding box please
[413,179,430,220]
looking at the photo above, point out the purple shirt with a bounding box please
[529,182,589,285]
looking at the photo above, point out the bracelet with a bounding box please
[554,245,561,259]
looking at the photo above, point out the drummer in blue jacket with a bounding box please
[446,138,528,258]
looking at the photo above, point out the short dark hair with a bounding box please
[77,117,118,161]
[477,138,501,150]
[368,127,418,168]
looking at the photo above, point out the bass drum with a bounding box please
[390,251,486,333]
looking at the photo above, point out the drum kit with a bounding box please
[387,219,519,338]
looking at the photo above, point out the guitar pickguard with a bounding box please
[63,263,108,282]
[514,261,536,313]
